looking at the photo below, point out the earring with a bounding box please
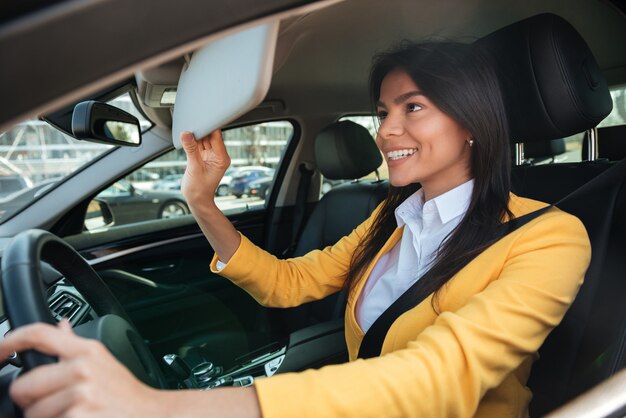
[468,139,474,147]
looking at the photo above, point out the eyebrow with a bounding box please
[376,90,425,108]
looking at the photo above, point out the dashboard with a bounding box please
[0,256,348,392]
[0,261,94,378]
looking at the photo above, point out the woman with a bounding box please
[0,42,590,418]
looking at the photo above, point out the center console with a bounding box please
[163,317,348,389]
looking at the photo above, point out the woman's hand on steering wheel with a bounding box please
[0,320,263,418]
[0,320,159,418]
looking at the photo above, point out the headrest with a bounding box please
[524,138,566,160]
[582,125,626,161]
[315,120,382,180]
[476,13,613,143]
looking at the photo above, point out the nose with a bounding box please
[378,112,404,139]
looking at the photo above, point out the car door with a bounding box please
[65,120,298,371]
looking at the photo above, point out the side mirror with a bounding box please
[129,183,142,196]
[85,198,114,230]
[72,101,141,146]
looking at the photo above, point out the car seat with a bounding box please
[478,13,625,417]
[278,120,389,333]
[524,138,566,164]
[582,124,626,161]
[512,126,626,204]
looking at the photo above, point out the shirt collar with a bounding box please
[432,179,474,224]
[394,188,424,228]
[394,179,474,227]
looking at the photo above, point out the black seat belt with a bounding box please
[357,205,553,359]
[282,163,314,257]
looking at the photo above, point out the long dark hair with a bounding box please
[345,41,513,310]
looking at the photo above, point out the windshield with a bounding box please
[0,93,149,223]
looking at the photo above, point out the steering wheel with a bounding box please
[0,229,168,416]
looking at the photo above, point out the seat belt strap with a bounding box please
[283,163,314,257]
[357,204,553,359]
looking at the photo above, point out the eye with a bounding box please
[377,110,388,121]
[407,103,422,113]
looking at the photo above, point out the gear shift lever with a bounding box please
[162,354,194,388]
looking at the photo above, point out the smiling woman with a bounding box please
[137,40,589,418]
[2,38,587,418]
[0,1,625,418]
[346,41,512,308]
[375,68,473,194]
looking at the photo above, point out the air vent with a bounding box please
[49,293,83,322]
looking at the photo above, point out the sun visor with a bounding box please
[172,21,279,148]
[476,13,613,143]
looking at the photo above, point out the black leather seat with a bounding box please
[524,138,566,164]
[534,159,626,415]
[295,120,388,257]
[511,160,612,203]
[582,124,626,161]
[510,137,611,204]
[279,120,388,333]
[513,124,626,205]
[479,13,624,416]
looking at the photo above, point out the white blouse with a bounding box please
[355,179,474,333]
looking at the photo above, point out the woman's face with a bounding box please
[376,68,473,200]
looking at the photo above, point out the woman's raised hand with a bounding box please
[180,130,230,208]
[179,130,241,262]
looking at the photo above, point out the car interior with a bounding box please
[0,0,625,417]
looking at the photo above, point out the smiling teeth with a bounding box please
[387,149,417,161]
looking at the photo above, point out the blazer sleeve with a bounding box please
[209,204,382,308]
[252,209,591,418]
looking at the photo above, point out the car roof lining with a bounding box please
[131,0,626,133]
[3,0,624,141]
[0,0,342,132]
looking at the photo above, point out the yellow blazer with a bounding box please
[211,193,591,418]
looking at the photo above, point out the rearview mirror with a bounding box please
[72,101,141,146]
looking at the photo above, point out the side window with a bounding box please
[98,182,132,197]
[598,86,626,128]
[219,122,292,210]
[85,121,293,230]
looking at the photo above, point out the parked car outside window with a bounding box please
[228,166,275,198]
[94,180,189,225]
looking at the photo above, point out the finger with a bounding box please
[11,360,83,408]
[179,131,204,159]
[20,384,82,418]
[0,323,88,361]
[58,318,72,333]
[206,130,228,156]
